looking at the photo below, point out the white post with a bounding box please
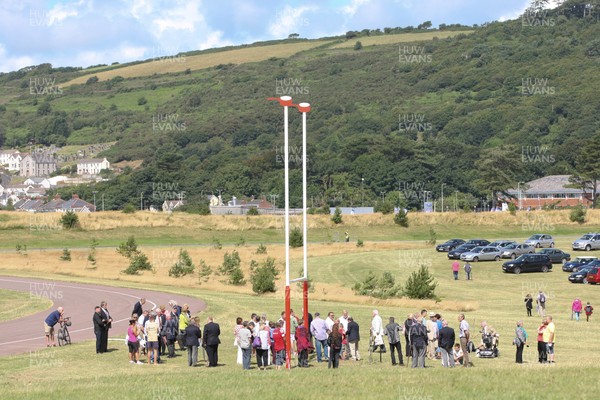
[284,102,290,289]
[302,110,308,280]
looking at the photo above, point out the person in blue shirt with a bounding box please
[44,307,64,347]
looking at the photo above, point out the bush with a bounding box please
[508,202,517,216]
[354,41,363,50]
[60,210,80,229]
[570,206,586,224]
[169,249,195,278]
[137,96,147,105]
[229,267,246,286]
[235,237,246,247]
[356,239,364,247]
[426,227,437,246]
[255,243,267,254]
[353,271,401,299]
[60,248,71,261]
[331,207,343,224]
[117,236,138,258]
[246,207,259,216]
[251,257,279,294]
[375,201,395,214]
[212,237,222,250]
[290,227,303,248]
[219,250,241,275]
[122,203,136,214]
[394,209,409,227]
[403,265,438,300]
[198,260,213,282]
[123,252,153,275]
[88,238,98,267]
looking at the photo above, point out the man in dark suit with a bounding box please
[92,306,106,354]
[202,316,220,367]
[132,298,145,318]
[100,300,112,353]
[438,319,456,367]
[346,316,361,361]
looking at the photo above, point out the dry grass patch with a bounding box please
[330,30,473,49]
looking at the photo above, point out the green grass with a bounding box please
[0,289,52,322]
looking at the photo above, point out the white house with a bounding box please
[0,151,26,172]
[24,177,52,189]
[19,153,57,177]
[77,158,110,175]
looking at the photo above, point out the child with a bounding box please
[585,302,594,322]
[453,343,463,365]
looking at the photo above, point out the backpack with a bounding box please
[252,335,262,348]
[464,263,472,273]
[585,305,593,313]
[539,293,546,303]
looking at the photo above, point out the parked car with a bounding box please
[586,267,600,284]
[488,240,517,249]
[464,239,491,246]
[448,244,478,260]
[436,239,465,252]
[569,266,597,283]
[572,233,600,251]
[501,244,535,259]
[502,254,552,274]
[537,248,571,264]
[460,246,502,262]
[524,234,554,248]
[563,256,598,272]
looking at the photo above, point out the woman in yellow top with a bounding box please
[178,304,191,350]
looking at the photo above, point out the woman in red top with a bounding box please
[295,319,310,368]
[272,321,286,370]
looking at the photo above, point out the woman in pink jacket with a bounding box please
[572,298,583,321]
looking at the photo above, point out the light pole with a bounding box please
[441,183,445,213]
[517,181,524,210]
[140,193,143,211]
[92,191,97,210]
[101,193,104,211]
[454,191,458,212]
[361,177,364,207]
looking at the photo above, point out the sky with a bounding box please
[0,0,552,73]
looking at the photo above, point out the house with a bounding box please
[13,199,45,212]
[19,153,57,177]
[77,158,110,175]
[162,199,185,212]
[505,175,596,209]
[59,194,96,212]
[38,195,65,212]
[24,177,52,189]
[240,197,273,209]
[0,150,25,172]
[4,184,35,197]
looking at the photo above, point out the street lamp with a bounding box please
[441,183,445,213]
[361,177,365,207]
[92,191,97,210]
[140,192,143,211]
[454,191,458,212]
[517,181,524,210]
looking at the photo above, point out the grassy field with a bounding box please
[0,289,52,322]
[1,211,600,399]
[62,41,334,86]
[330,30,473,49]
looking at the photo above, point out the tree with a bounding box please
[288,33,300,39]
[354,41,363,50]
[394,209,409,227]
[473,147,525,209]
[60,210,80,229]
[290,227,303,248]
[169,249,195,277]
[418,21,432,29]
[251,257,279,294]
[572,132,600,208]
[117,236,138,258]
[403,265,438,300]
[123,252,153,275]
[331,207,343,224]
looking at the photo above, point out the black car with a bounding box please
[537,248,571,264]
[465,239,490,246]
[568,266,596,283]
[436,239,465,252]
[448,244,477,260]
[563,257,599,272]
[502,254,552,274]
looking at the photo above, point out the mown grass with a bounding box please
[0,289,52,322]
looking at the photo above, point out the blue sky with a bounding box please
[0,0,549,73]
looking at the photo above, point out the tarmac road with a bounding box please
[0,276,206,357]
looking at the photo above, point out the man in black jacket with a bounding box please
[92,306,106,354]
[203,316,221,367]
[409,314,428,368]
[385,317,404,365]
[184,318,202,366]
[99,301,112,353]
[346,316,361,361]
[438,320,456,367]
[132,298,145,318]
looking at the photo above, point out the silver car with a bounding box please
[572,233,600,251]
[501,243,535,259]
[489,240,517,249]
[524,234,554,248]
[460,246,502,262]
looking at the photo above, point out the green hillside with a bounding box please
[0,1,599,211]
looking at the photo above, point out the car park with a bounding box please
[488,240,517,249]
[586,267,600,284]
[562,256,598,272]
[572,233,600,251]
[501,243,535,259]
[464,239,490,246]
[502,254,552,274]
[436,239,465,252]
[568,266,597,283]
[524,234,554,248]
[447,244,478,260]
[537,248,571,264]
[460,246,502,262]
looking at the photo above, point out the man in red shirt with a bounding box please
[272,321,286,370]
[452,261,460,280]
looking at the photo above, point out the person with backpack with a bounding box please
[464,262,472,280]
[327,322,343,369]
[585,302,594,322]
[255,323,271,370]
[514,320,528,364]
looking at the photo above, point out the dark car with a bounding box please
[436,239,465,252]
[502,254,552,274]
[465,239,490,246]
[586,267,600,284]
[448,244,478,260]
[537,248,571,264]
[562,256,598,272]
[569,266,597,283]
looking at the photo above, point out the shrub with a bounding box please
[123,252,153,275]
[198,260,213,282]
[88,238,98,267]
[375,201,395,214]
[290,227,303,248]
[251,257,279,294]
[117,236,138,258]
[122,203,136,214]
[394,209,409,227]
[403,265,438,300]
[137,96,147,105]
[229,267,246,286]
[426,227,437,246]
[60,210,80,229]
[235,237,246,247]
[219,250,241,275]
[255,243,267,254]
[570,206,586,224]
[169,249,195,277]
[354,41,363,50]
[331,207,343,224]
[60,249,71,261]
[353,271,401,299]
[356,239,364,247]
[212,237,223,250]
[246,207,259,216]
[508,202,517,216]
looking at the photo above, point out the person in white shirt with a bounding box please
[371,310,385,352]
[325,312,335,333]
[339,310,350,359]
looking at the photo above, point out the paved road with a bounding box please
[0,276,206,357]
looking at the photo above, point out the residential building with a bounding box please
[19,153,57,177]
[162,199,185,212]
[505,175,596,209]
[0,151,26,172]
[58,194,96,212]
[77,157,110,175]
[24,177,52,189]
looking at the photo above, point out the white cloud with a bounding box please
[341,0,372,17]
[0,42,35,72]
[74,44,147,68]
[197,30,233,50]
[151,0,206,36]
[268,5,318,38]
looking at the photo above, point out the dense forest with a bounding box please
[1,0,600,211]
